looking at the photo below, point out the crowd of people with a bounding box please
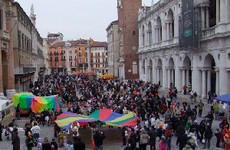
[0,73,229,150]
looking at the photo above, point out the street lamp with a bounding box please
[65,41,71,75]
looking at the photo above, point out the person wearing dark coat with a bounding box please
[215,128,221,148]
[50,138,58,150]
[42,137,51,150]
[74,137,85,150]
[93,130,106,150]
[149,126,157,150]
[176,126,187,150]
[203,126,213,149]
[12,131,20,150]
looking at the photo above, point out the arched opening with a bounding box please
[204,54,216,95]
[156,16,162,42]
[142,26,145,46]
[183,56,192,87]
[147,22,152,45]
[156,59,163,86]
[167,9,174,39]
[168,58,175,88]
[2,51,8,96]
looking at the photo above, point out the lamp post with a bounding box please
[65,41,71,75]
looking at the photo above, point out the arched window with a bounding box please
[156,17,162,42]
[147,22,152,45]
[142,26,145,46]
[167,9,174,39]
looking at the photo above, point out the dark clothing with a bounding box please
[0,124,2,141]
[204,128,213,139]
[74,141,86,150]
[177,133,187,150]
[50,141,58,150]
[93,131,105,147]
[42,143,51,150]
[26,136,34,150]
[12,134,20,150]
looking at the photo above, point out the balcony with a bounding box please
[202,27,215,37]
[201,23,230,39]
[0,30,10,41]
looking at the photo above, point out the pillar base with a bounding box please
[6,89,16,100]
[0,92,8,100]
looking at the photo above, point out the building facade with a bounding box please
[49,39,89,74]
[106,20,119,77]
[90,41,108,74]
[0,0,15,100]
[138,0,230,98]
[12,2,44,92]
[117,0,141,79]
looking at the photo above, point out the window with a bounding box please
[133,31,135,35]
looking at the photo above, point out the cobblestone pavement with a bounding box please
[0,89,225,150]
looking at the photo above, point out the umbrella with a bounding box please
[12,92,35,109]
[214,94,230,104]
[55,112,96,129]
[89,109,138,127]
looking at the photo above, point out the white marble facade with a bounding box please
[138,0,230,98]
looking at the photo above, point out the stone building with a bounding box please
[0,0,15,100]
[117,0,141,79]
[138,0,230,98]
[90,41,108,74]
[49,39,89,74]
[106,20,119,77]
[12,2,44,92]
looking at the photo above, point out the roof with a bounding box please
[106,20,118,31]
[91,41,108,47]
[49,39,88,48]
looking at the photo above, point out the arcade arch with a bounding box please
[167,57,175,88]
[156,59,163,86]
[202,54,216,98]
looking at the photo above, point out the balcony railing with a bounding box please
[202,27,215,37]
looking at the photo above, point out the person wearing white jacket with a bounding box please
[31,122,41,146]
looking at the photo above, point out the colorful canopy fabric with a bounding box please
[89,109,138,127]
[12,92,35,109]
[31,95,60,113]
[55,112,96,129]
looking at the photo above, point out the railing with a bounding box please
[202,27,215,37]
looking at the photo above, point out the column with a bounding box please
[207,70,211,93]
[202,70,207,98]
[162,68,167,89]
[201,7,205,29]
[168,69,171,88]
[156,68,159,84]
[175,67,182,92]
[186,69,189,85]
[216,0,220,24]
[166,23,169,40]
[0,49,6,99]
[182,69,185,90]
[6,4,16,99]
[205,7,209,28]
[171,69,174,85]
[220,0,227,23]
[216,71,219,96]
